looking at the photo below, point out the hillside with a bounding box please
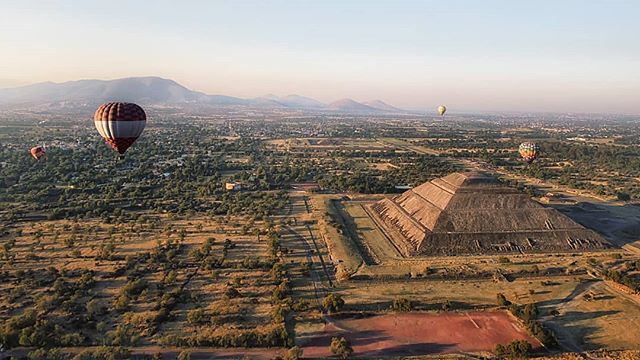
[327,98,379,112]
[363,99,404,112]
[0,77,406,113]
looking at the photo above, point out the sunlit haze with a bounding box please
[1,0,639,113]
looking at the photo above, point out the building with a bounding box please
[225,182,242,191]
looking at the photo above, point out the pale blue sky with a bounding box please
[1,0,639,113]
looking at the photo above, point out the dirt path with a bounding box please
[283,194,334,308]
[284,225,328,309]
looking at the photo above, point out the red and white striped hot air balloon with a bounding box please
[30,145,45,160]
[94,102,146,159]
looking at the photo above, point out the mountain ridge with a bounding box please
[363,99,404,112]
[0,76,408,113]
[328,98,379,112]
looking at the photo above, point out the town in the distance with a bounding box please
[0,75,639,360]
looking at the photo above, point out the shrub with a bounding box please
[587,257,599,266]
[521,303,539,322]
[28,348,66,360]
[323,294,345,313]
[187,308,208,325]
[225,286,242,299]
[330,336,353,359]
[527,320,557,347]
[283,346,303,360]
[60,332,85,346]
[177,351,191,360]
[617,192,631,201]
[107,324,133,346]
[390,297,413,312]
[121,279,148,298]
[86,299,107,318]
[72,346,131,360]
[493,340,531,358]
[496,293,511,307]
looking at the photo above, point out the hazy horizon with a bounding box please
[2,0,639,114]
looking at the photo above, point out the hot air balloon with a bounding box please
[437,105,447,116]
[30,146,45,160]
[94,102,146,159]
[519,142,540,164]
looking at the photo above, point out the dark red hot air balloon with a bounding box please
[30,146,45,160]
[94,102,146,159]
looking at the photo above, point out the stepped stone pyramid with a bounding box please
[369,171,610,256]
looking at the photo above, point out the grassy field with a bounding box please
[543,280,640,351]
[0,214,290,348]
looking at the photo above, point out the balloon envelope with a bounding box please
[437,105,447,116]
[30,146,45,160]
[94,102,146,155]
[519,142,540,164]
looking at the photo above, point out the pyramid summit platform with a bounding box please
[370,171,610,256]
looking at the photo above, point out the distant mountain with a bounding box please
[0,77,247,107]
[0,76,407,113]
[363,99,404,112]
[279,94,327,109]
[328,98,379,112]
[254,94,326,109]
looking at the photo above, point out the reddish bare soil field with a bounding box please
[298,311,541,358]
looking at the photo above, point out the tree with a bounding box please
[187,308,208,325]
[28,348,66,360]
[177,351,191,360]
[283,346,303,360]
[617,192,631,201]
[323,293,345,313]
[72,346,131,360]
[494,339,532,358]
[330,337,353,359]
[86,299,106,318]
[522,303,539,322]
[390,297,413,312]
[225,286,242,299]
[496,293,511,307]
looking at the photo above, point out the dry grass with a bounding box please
[0,214,280,346]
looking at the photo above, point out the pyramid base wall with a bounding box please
[417,230,610,256]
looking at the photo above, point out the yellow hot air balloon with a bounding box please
[437,105,447,116]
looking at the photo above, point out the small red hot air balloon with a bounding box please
[30,146,45,160]
[94,102,146,159]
